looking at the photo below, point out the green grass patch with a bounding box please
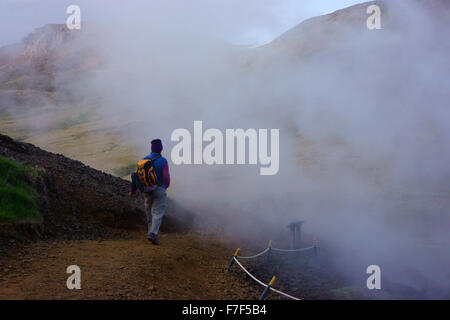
[0,156,43,222]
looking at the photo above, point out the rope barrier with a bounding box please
[233,257,267,287]
[236,245,315,259]
[270,246,316,253]
[269,286,302,300]
[226,238,319,300]
[233,257,301,300]
[236,248,270,259]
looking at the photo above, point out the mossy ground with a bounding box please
[0,156,43,222]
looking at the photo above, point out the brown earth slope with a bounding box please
[0,231,263,300]
[0,133,193,244]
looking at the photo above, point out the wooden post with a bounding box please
[287,221,304,249]
[259,276,277,300]
[227,248,240,271]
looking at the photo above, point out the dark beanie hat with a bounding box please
[151,139,163,153]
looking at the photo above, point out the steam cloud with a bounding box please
[3,0,450,298]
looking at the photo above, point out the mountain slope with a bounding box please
[248,0,450,65]
[0,24,101,92]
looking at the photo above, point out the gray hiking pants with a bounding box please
[144,187,167,235]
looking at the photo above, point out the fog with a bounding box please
[3,0,450,298]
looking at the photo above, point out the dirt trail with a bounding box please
[0,230,264,300]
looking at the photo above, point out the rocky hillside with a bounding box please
[0,133,193,244]
[248,0,450,66]
[0,24,101,92]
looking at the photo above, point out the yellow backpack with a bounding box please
[136,155,160,188]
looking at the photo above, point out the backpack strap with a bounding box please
[151,154,162,161]
[150,154,162,186]
[131,171,143,191]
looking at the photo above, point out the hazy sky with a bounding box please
[0,0,365,46]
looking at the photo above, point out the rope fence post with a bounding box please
[227,248,240,271]
[259,276,277,300]
[266,240,272,263]
[232,257,302,300]
[225,242,315,300]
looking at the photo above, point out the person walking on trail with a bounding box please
[129,139,170,245]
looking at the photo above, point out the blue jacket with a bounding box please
[143,152,170,189]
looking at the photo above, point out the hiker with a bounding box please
[129,139,170,245]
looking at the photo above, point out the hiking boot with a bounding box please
[148,232,159,245]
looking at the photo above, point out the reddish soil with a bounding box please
[0,230,263,300]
